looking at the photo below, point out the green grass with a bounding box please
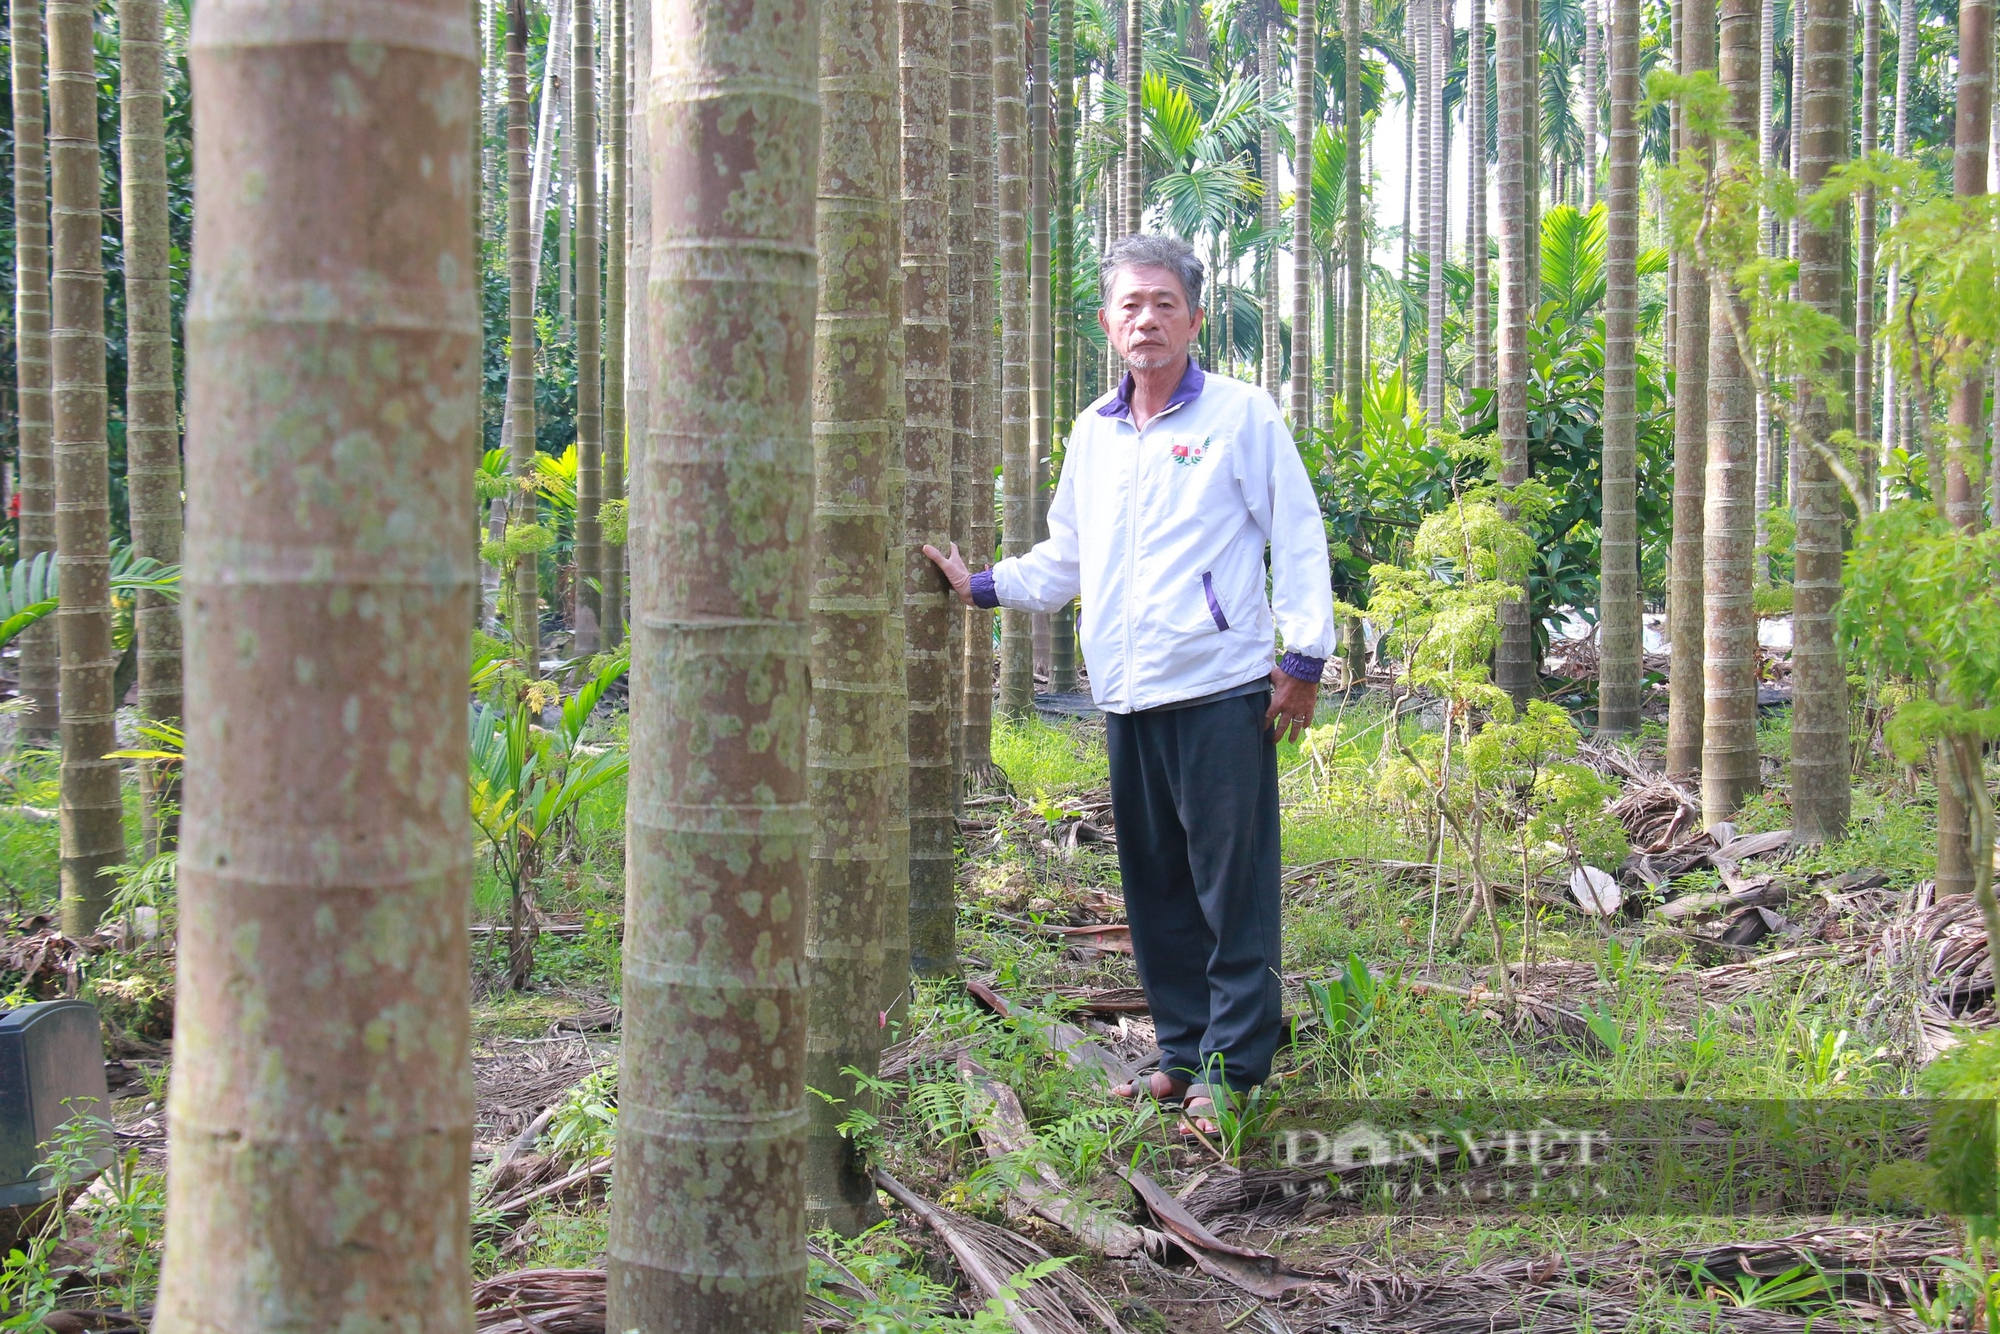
[990,714,1109,799]
[473,1198,609,1278]
[0,746,62,906]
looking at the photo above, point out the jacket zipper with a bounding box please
[1118,396,1191,711]
[1122,418,1141,709]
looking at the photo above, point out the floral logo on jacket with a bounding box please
[1170,436,1211,467]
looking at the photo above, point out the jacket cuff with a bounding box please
[1277,651,1326,684]
[969,569,1000,609]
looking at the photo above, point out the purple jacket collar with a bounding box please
[1097,356,1206,421]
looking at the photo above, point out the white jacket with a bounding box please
[978,361,1337,714]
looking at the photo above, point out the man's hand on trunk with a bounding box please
[1265,666,1317,745]
[921,542,975,606]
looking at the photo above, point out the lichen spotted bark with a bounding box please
[159,2,481,1327]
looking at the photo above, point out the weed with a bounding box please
[541,1066,618,1164]
[0,1242,62,1332]
[1305,954,1398,1081]
[1578,1003,1630,1060]
[70,1147,167,1315]
[0,1105,160,1324]
[807,1223,1080,1332]
[1787,1024,1883,1093]
[1684,1259,1828,1312]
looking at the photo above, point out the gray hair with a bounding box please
[1099,233,1204,311]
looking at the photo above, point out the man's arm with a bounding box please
[927,458,1082,613]
[1238,399,1338,742]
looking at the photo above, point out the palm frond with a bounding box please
[1540,203,1608,323]
[0,553,58,649]
[0,545,181,651]
[534,443,579,515]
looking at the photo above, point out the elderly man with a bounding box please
[926,233,1335,1131]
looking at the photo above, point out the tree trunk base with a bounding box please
[964,760,1009,794]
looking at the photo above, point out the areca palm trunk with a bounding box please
[1598,0,1641,735]
[1666,0,1680,368]
[1851,0,1874,499]
[1112,4,1127,237]
[12,0,57,747]
[1218,234,1232,375]
[1494,0,1536,704]
[1752,0,1774,584]
[1991,55,2000,521]
[1470,0,1489,390]
[1583,0,1599,211]
[49,0,123,934]
[803,0,903,1233]
[1947,0,1992,533]
[603,0,818,1316]
[484,0,503,237]
[626,0,649,548]
[1425,0,1445,428]
[1126,0,1143,230]
[1666,0,1713,777]
[904,0,959,990]
[1344,0,1365,427]
[120,0,181,855]
[558,109,572,336]
[499,0,569,452]
[573,0,603,651]
[1050,0,1078,694]
[601,0,626,649]
[1292,0,1317,425]
[1789,0,1850,843]
[950,0,975,776]
[997,0,1035,718]
[1322,251,1338,418]
[1881,0,1916,486]
[1934,0,1993,896]
[1702,0,1760,826]
[1413,0,1429,328]
[157,0,478,1325]
[1522,0,1539,289]
[962,0,1002,785]
[507,0,540,668]
[952,0,984,784]
[1261,14,1282,393]
[473,0,487,257]
[1029,0,1052,680]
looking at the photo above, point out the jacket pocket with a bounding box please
[1201,572,1229,631]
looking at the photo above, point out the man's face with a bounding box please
[1099,264,1204,371]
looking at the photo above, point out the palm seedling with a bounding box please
[469,653,629,989]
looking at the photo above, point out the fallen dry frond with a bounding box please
[874,1167,1128,1334]
[959,1052,1160,1258]
[1872,881,1997,1060]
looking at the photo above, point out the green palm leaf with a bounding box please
[0,553,58,649]
[534,444,579,516]
[1143,71,1204,166]
[0,545,181,651]
[1540,204,1608,324]
[1154,157,1255,239]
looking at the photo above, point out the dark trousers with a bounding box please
[1106,689,1283,1092]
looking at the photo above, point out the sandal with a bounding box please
[1178,1082,1232,1138]
[1110,1070,1190,1107]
